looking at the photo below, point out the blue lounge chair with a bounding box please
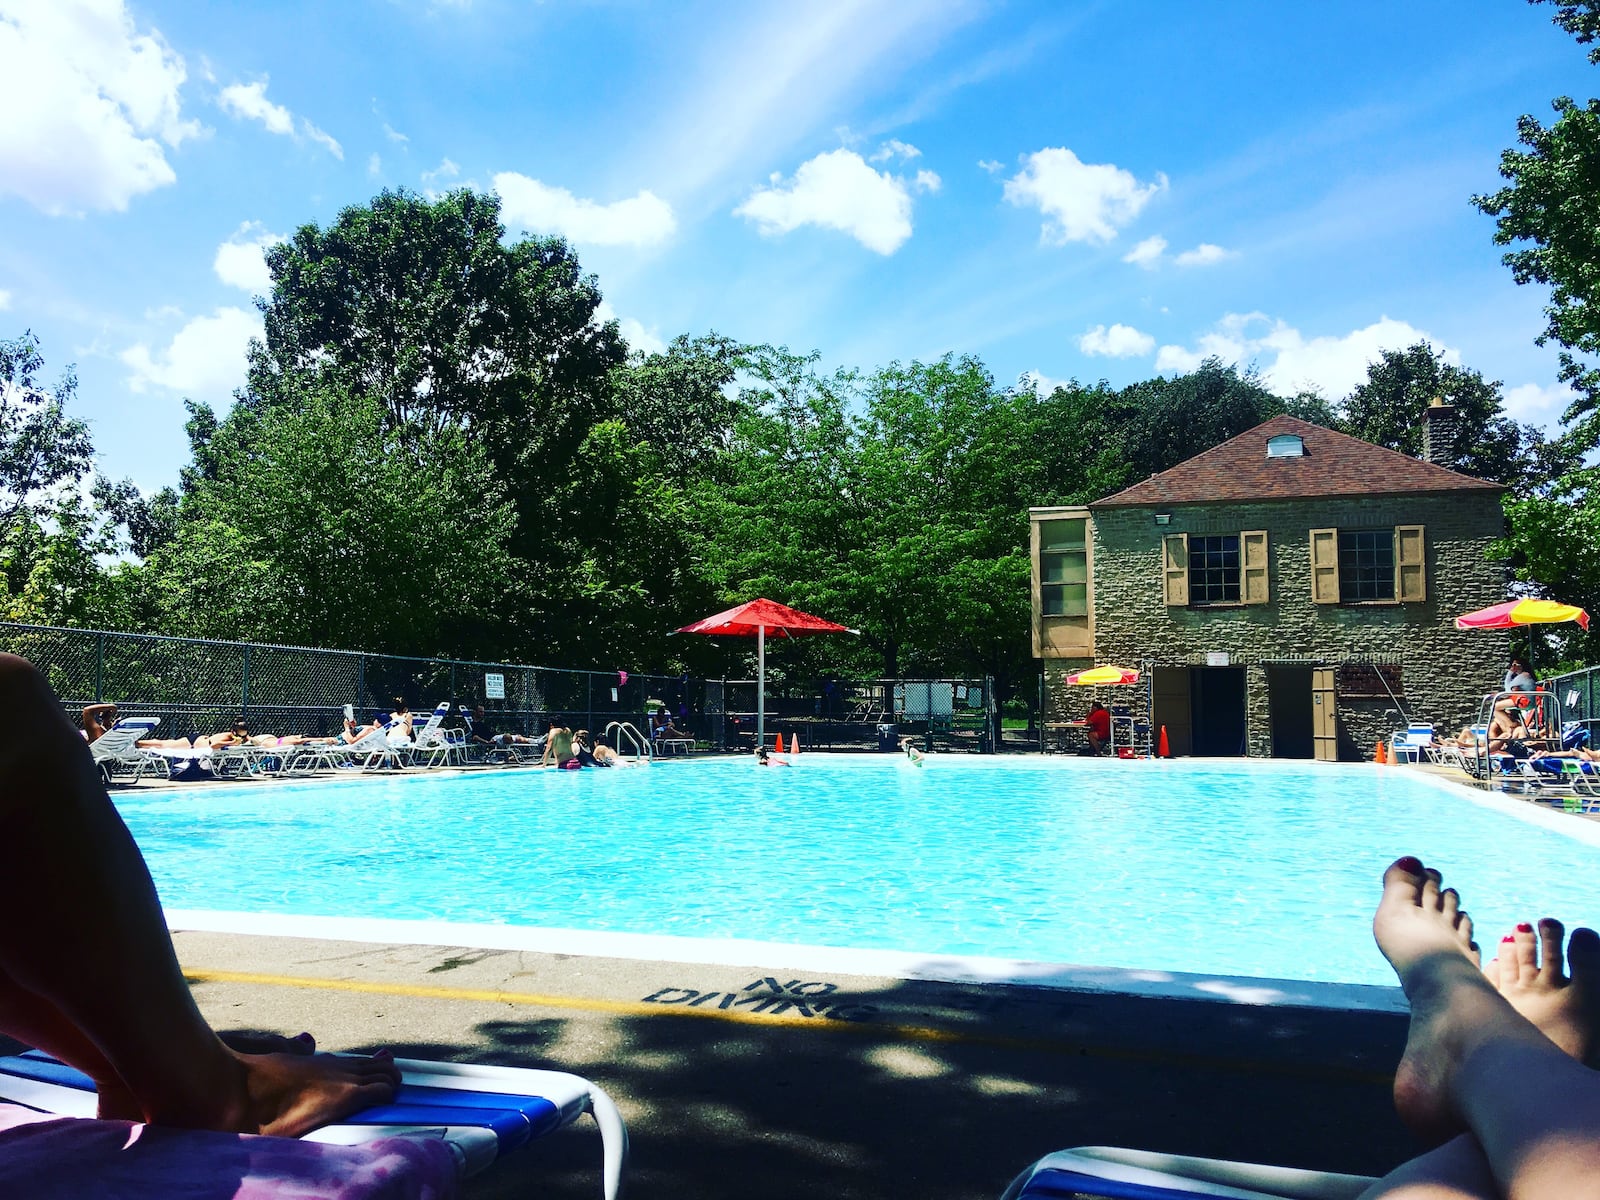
[0,1049,627,1199]
[1000,1146,1373,1199]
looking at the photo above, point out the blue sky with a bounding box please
[0,0,1594,492]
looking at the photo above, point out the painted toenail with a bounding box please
[1503,935,1516,943]
[1394,856,1424,874]
[1517,922,1534,933]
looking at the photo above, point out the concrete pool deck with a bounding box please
[153,927,1420,1200]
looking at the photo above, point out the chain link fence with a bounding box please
[0,621,1008,752]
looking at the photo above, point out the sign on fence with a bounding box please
[484,672,505,700]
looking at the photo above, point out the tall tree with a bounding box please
[1336,342,1575,493]
[0,335,94,543]
[1473,1,1600,448]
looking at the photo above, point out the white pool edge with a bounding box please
[166,908,1408,1014]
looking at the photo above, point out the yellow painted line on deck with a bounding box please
[184,968,1391,1086]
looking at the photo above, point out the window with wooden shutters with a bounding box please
[1242,530,1269,605]
[1394,525,1426,602]
[1310,528,1340,604]
[1162,533,1189,606]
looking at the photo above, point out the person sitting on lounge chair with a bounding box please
[0,654,401,1138]
[82,703,205,750]
[388,698,414,743]
[467,704,540,747]
[650,706,691,743]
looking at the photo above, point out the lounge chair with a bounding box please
[281,721,400,775]
[87,717,170,783]
[0,1048,628,1199]
[1000,1146,1373,1200]
[410,702,466,767]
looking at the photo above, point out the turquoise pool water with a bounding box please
[116,757,1600,986]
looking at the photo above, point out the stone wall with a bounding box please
[1048,491,1509,759]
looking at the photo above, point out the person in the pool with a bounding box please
[541,715,577,768]
[1359,856,1600,1198]
[0,654,400,1134]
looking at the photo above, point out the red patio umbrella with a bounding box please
[673,598,859,745]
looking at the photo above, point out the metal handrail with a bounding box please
[604,721,652,761]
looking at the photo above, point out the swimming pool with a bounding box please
[118,756,1600,989]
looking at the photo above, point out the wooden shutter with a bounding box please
[1241,530,1269,605]
[1395,525,1426,602]
[1162,533,1189,606]
[1310,528,1340,604]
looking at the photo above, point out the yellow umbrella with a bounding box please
[1064,665,1140,686]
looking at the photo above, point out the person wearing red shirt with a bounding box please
[1084,702,1111,754]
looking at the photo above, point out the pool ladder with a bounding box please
[605,721,652,761]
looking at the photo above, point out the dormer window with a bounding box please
[1266,434,1305,458]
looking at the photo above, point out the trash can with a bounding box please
[876,723,899,752]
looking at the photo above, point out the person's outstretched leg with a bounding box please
[1360,913,1600,1199]
[0,655,398,1135]
[1372,857,1600,1199]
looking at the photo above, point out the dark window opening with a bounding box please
[1338,529,1394,602]
[1188,534,1240,605]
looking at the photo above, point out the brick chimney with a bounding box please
[1421,397,1459,467]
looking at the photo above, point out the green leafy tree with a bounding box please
[140,387,516,653]
[1335,342,1575,493]
[1473,1,1600,447]
[0,335,94,542]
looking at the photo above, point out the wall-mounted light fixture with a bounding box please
[1154,512,1171,525]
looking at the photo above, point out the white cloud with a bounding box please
[869,138,921,163]
[595,300,667,357]
[218,77,340,157]
[734,148,925,255]
[367,151,382,177]
[1122,235,1167,268]
[1079,323,1156,358]
[1174,242,1232,268]
[302,119,342,160]
[0,288,10,311]
[493,172,677,248]
[1155,313,1457,399]
[212,221,286,293]
[382,121,408,145]
[218,80,293,135]
[1503,382,1577,433]
[1003,147,1166,245]
[121,306,261,399]
[0,0,201,214]
[421,157,459,184]
[913,168,942,193]
[977,158,1004,174]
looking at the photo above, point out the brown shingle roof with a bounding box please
[1090,415,1504,508]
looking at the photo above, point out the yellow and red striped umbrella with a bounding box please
[1454,599,1590,632]
[1064,665,1141,685]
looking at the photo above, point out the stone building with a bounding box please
[1029,410,1509,759]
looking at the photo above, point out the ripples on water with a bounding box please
[118,757,1600,985]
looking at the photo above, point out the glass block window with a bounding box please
[1338,529,1395,601]
[1040,518,1089,617]
[1188,534,1240,605]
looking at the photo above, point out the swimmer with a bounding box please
[899,736,925,765]
[754,746,790,767]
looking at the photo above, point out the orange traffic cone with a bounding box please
[791,733,800,756]
[775,733,784,753]
[1157,726,1170,758]
[1375,739,1388,765]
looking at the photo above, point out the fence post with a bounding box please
[356,654,366,714]
[586,673,593,735]
[241,644,252,719]
[94,632,105,702]
[450,662,458,705]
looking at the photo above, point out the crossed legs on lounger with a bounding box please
[0,654,399,1135]
[1360,856,1600,1199]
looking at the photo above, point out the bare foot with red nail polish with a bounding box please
[1485,917,1600,1067]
